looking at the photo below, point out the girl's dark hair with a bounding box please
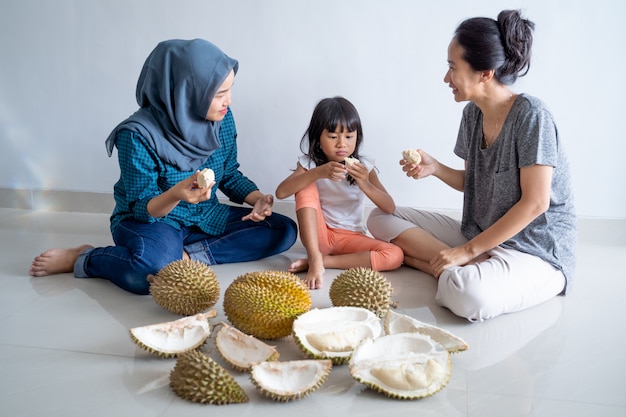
[300,96,363,184]
[455,9,535,85]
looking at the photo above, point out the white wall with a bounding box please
[1,0,624,219]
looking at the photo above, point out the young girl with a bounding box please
[276,97,403,290]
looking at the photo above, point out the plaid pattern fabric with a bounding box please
[110,109,258,235]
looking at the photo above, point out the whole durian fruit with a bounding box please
[169,350,248,405]
[150,259,220,316]
[329,267,394,318]
[223,270,312,340]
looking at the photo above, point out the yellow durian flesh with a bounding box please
[305,325,373,353]
[370,360,443,391]
[250,359,332,401]
[215,322,279,371]
[129,310,216,358]
[349,333,451,400]
[293,306,382,365]
[384,309,469,353]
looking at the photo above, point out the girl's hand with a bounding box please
[242,194,274,222]
[345,161,369,185]
[401,149,436,179]
[320,161,348,182]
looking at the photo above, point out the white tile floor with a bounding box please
[1,207,625,417]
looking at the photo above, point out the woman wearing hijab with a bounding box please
[29,39,297,294]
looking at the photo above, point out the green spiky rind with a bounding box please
[169,350,248,405]
[329,267,393,318]
[292,332,352,365]
[249,360,332,402]
[223,270,312,340]
[215,323,280,372]
[150,259,220,316]
[351,355,452,400]
[129,330,207,358]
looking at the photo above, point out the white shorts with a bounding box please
[367,207,566,322]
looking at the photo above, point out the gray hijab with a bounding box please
[105,39,239,171]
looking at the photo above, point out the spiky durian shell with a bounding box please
[292,306,382,365]
[215,322,280,372]
[129,310,216,358]
[150,259,220,316]
[169,350,248,405]
[349,333,452,400]
[329,267,394,318]
[384,309,469,353]
[223,270,311,340]
[250,359,332,401]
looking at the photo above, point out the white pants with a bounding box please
[367,207,565,322]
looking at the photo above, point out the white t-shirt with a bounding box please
[298,155,374,234]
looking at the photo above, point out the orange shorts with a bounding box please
[295,182,403,271]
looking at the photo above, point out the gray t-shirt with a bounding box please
[454,94,577,294]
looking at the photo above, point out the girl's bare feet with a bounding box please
[289,258,324,290]
[288,258,309,274]
[28,244,93,277]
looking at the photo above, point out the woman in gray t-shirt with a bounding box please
[367,10,577,322]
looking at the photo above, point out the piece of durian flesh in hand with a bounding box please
[197,168,215,188]
[402,149,421,165]
[344,156,359,167]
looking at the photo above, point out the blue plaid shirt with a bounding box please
[110,109,258,235]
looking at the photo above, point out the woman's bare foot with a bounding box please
[403,255,436,276]
[28,244,93,277]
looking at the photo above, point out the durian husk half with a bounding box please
[169,350,248,405]
[329,267,394,318]
[129,310,216,358]
[292,306,382,365]
[349,333,451,400]
[215,322,279,372]
[223,270,311,340]
[384,309,469,353]
[150,259,220,316]
[250,359,332,402]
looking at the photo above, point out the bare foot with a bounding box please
[403,255,436,276]
[303,259,325,290]
[289,257,324,289]
[288,258,309,273]
[28,244,93,277]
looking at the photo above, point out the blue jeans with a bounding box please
[74,206,297,295]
